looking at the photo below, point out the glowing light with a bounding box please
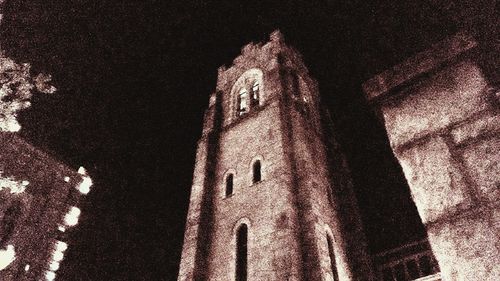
[52,250,64,262]
[77,176,92,194]
[64,176,70,182]
[0,175,29,194]
[0,245,16,271]
[1,118,21,132]
[75,167,93,194]
[64,207,81,227]
[47,241,66,273]
[77,166,87,175]
[45,271,56,281]
[58,225,66,232]
[55,241,68,252]
[25,264,30,272]
[49,261,59,271]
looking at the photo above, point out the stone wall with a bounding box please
[363,32,499,281]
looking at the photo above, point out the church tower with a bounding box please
[178,31,374,281]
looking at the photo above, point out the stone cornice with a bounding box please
[362,31,478,102]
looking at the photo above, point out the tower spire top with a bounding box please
[270,29,284,43]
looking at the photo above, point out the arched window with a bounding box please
[0,204,21,247]
[236,224,248,281]
[231,69,263,118]
[326,234,339,281]
[252,161,261,183]
[226,174,234,197]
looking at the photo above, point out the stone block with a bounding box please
[427,212,500,281]
[381,61,488,148]
[461,137,500,201]
[451,111,500,145]
[398,137,473,224]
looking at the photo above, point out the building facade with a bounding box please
[178,31,375,281]
[363,31,499,281]
[0,132,92,281]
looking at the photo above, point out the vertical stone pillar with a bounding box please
[363,32,499,281]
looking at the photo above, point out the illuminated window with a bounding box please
[231,69,263,118]
[226,174,234,197]
[238,89,249,115]
[64,206,81,227]
[252,161,261,183]
[236,224,248,281]
[326,234,339,281]
[45,271,56,281]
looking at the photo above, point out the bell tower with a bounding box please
[178,31,374,281]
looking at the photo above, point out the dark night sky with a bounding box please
[0,0,462,280]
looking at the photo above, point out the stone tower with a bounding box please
[178,31,374,281]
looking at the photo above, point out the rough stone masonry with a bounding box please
[363,31,499,281]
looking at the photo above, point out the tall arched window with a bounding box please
[326,234,339,281]
[226,174,234,197]
[0,204,21,247]
[231,69,263,118]
[236,224,248,281]
[252,161,261,183]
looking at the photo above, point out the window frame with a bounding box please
[225,174,234,197]
[252,160,262,184]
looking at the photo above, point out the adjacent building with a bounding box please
[0,132,92,281]
[363,31,499,281]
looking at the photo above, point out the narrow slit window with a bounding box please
[252,161,261,183]
[236,224,248,281]
[250,82,259,107]
[226,174,234,197]
[327,234,339,281]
